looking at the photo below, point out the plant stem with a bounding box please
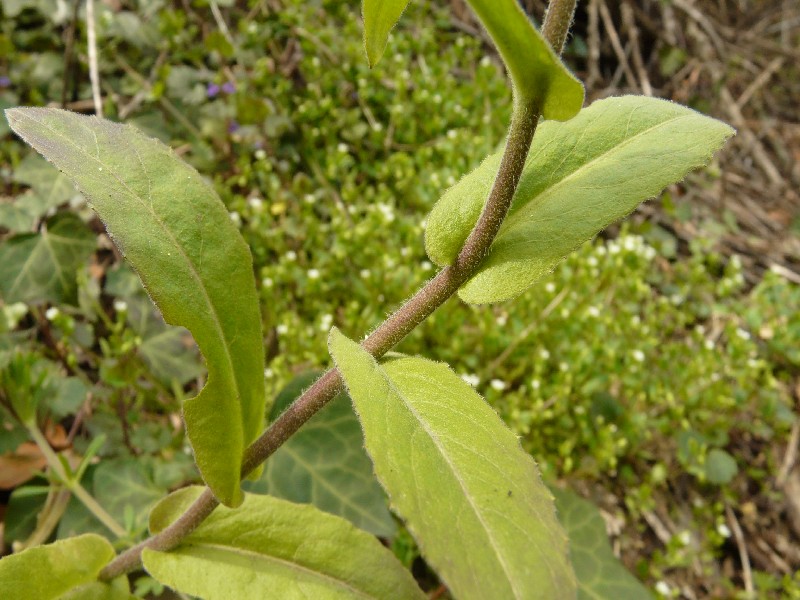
[99,0,577,580]
[542,0,578,55]
[27,422,127,539]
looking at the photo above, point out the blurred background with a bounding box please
[0,0,798,597]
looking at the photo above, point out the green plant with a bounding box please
[0,0,736,598]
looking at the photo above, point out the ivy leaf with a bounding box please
[328,328,576,599]
[0,533,117,599]
[551,487,654,599]
[92,458,166,534]
[14,153,80,216]
[0,212,95,305]
[142,487,424,600]
[245,371,395,538]
[464,0,583,119]
[425,96,735,304]
[362,0,412,67]
[6,107,266,507]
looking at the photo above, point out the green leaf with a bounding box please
[362,0,411,67]
[14,153,80,216]
[138,328,204,386]
[362,0,582,120]
[0,212,95,305]
[705,448,738,485]
[0,533,115,599]
[142,487,424,600]
[60,581,136,600]
[551,487,653,600]
[245,372,395,538]
[425,96,735,304]
[6,107,266,507]
[464,0,583,119]
[328,328,576,599]
[92,458,166,534]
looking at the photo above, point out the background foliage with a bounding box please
[0,0,798,597]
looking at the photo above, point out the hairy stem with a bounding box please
[99,0,576,580]
[542,0,578,55]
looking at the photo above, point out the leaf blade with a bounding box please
[6,107,266,506]
[143,487,424,600]
[425,96,735,303]
[362,0,411,67]
[328,329,576,600]
[465,0,583,120]
[0,533,116,600]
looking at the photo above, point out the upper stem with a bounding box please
[99,0,577,580]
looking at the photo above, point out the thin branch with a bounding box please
[86,0,103,117]
[99,0,578,580]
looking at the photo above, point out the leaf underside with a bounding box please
[329,328,576,600]
[143,487,424,600]
[425,95,735,304]
[6,108,266,506]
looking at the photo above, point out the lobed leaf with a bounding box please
[0,533,118,599]
[362,0,412,67]
[0,212,95,305]
[143,487,424,600]
[245,371,395,537]
[551,487,653,599]
[6,107,266,506]
[425,96,735,304]
[464,0,583,120]
[328,328,576,599]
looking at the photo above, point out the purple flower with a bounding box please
[228,120,240,133]
[0,76,10,88]
[221,81,236,94]
[206,83,221,98]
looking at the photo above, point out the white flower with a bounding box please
[461,373,480,387]
[254,149,266,160]
[360,269,370,279]
[655,581,671,596]
[307,269,320,280]
[587,306,600,318]
[530,379,540,390]
[559,362,569,372]
[262,277,273,288]
[337,143,348,153]
[421,261,432,271]
[276,324,289,335]
[433,94,442,104]
[586,256,598,267]
[319,314,333,332]
[490,379,506,391]
[285,250,297,261]
[539,349,550,360]
[480,56,492,68]
[247,197,263,211]
[447,129,458,140]
[229,211,242,227]
[304,194,316,204]
[608,241,621,255]
[704,339,715,350]
[736,328,751,341]
[495,313,508,326]
[264,368,274,379]
[678,530,691,546]
[113,300,128,313]
[717,523,731,538]
[45,307,60,320]
[545,282,556,293]
[631,349,645,363]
